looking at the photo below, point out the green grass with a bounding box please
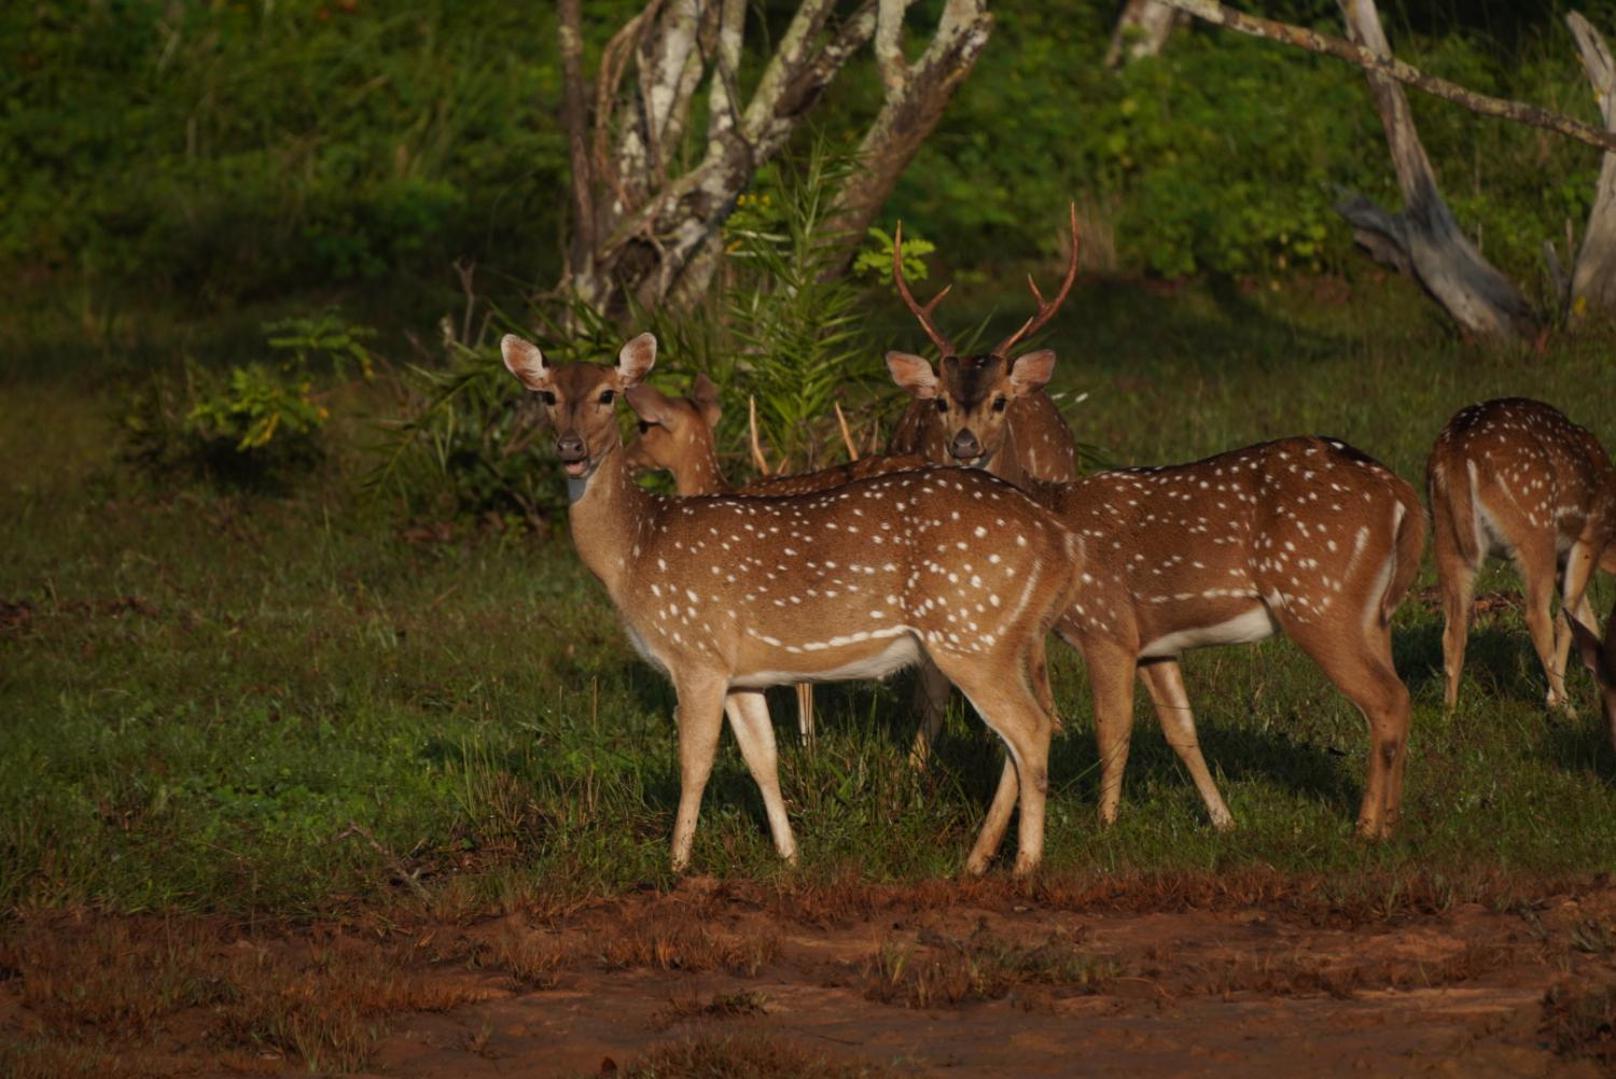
[4,272,1616,916]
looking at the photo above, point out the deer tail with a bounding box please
[1381,480,1428,626]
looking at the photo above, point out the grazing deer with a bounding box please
[1569,609,1616,748]
[1428,397,1616,714]
[885,207,1084,762]
[502,332,1082,874]
[626,376,928,747]
[1038,439,1426,837]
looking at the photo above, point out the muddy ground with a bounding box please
[6,875,1616,1076]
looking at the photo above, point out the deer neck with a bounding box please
[671,439,728,496]
[564,443,659,601]
[987,423,1027,488]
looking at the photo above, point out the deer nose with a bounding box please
[556,433,587,462]
[949,429,983,461]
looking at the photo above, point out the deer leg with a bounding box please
[1553,540,1599,703]
[723,690,797,863]
[935,653,1055,877]
[1287,619,1412,840]
[907,659,953,770]
[1516,539,1569,710]
[793,683,816,749]
[1139,658,1234,831]
[1081,637,1139,828]
[967,757,1021,877]
[669,669,728,872]
[1432,511,1477,712]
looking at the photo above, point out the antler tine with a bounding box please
[892,220,956,357]
[993,201,1082,357]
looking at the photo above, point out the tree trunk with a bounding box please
[558,0,993,319]
[1106,0,1181,68]
[1567,12,1616,323]
[1334,0,1535,340]
[825,0,993,270]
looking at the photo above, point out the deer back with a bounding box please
[1044,437,1423,656]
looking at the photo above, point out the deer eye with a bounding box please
[934,399,949,413]
[598,390,616,405]
[992,396,1008,413]
[538,390,557,406]
[637,420,652,433]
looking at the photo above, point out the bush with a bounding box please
[122,310,375,488]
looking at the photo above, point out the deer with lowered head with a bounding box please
[502,331,1082,875]
[1428,397,1616,736]
[884,220,1425,836]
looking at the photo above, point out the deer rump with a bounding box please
[617,465,1081,691]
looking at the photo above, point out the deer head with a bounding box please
[885,205,1079,469]
[622,374,723,486]
[500,333,657,479]
[1570,613,1616,744]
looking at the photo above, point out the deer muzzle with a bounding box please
[949,429,984,463]
[556,433,589,476]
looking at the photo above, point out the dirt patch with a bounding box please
[6,878,1616,1076]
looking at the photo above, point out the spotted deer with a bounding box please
[1037,439,1426,837]
[1428,398,1616,717]
[630,375,1425,836]
[502,332,1082,874]
[626,376,928,747]
[885,206,1083,489]
[885,208,1084,762]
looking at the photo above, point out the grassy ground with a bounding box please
[3,270,1616,921]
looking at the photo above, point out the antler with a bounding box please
[992,202,1081,357]
[892,220,955,357]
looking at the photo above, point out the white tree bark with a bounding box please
[1567,12,1616,323]
[559,0,985,318]
[1106,0,1181,68]
[825,0,993,269]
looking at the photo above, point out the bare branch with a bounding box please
[1157,0,1616,154]
[557,0,596,290]
[1566,11,1616,321]
[875,0,915,94]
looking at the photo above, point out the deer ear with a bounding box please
[690,373,722,430]
[1007,350,1056,397]
[886,351,938,399]
[624,382,677,427]
[1570,616,1613,687]
[501,334,550,390]
[617,333,657,386]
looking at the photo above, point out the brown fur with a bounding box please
[1427,397,1616,717]
[504,333,1083,876]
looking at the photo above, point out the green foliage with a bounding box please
[720,144,879,472]
[893,6,1607,281]
[264,310,378,382]
[0,0,573,302]
[183,363,327,453]
[852,226,936,283]
[121,310,377,486]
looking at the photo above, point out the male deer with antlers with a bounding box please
[885,221,1425,837]
[1428,398,1616,734]
[503,332,1082,874]
[885,207,1085,763]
